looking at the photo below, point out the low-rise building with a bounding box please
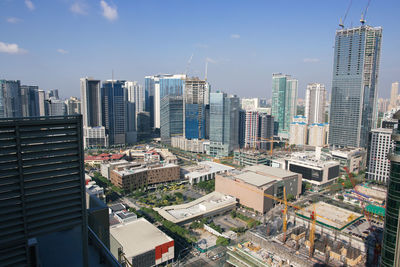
[157,149,178,164]
[215,165,302,214]
[181,161,234,184]
[84,153,124,165]
[233,150,269,166]
[101,160,129,179]
[331,148,366,174]
[170,136,209,153]
[110,218,174,267]
[110,163,180,191]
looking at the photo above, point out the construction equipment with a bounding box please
[339,0,352,28]
[309,206,317,257]
[282,187,288,242]
[360,0,372,25]
[246,136,283,155]
[343,166,357,188]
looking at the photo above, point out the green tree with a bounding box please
[216,236,230,246]
[337,195,344,201]
[286,193,295,202]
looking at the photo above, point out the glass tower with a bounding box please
[160,96,184,144]
[329,25,382,148]
[271,73,298,135]
[0,79,22,118]
[381,110,400,266]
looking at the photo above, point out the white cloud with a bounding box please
[230,34,240,39]
[100,0,118,21]
[70,2,87,15]
[25,0,35,11]
[206,57,217,64]
[6,17,22,24]
[0,42,27,54]
[303,58,320,63]
[57,48,69,54]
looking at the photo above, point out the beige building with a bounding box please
[389,81,399,110]
[215,165,301,214]
[308,123,329,147]
[289,116,307,146]
[110,163,180,191]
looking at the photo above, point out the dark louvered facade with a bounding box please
[0,115,88,266]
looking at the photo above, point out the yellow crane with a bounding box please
[309,205,317,258]
[246,136,284,155]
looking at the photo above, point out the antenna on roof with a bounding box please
[339,0,352,29]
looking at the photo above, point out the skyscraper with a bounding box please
[381,110,400,266]
[244,111,259,149]
[160,96,183,144]
[329,25,382,148]
[305,83,326,125]
[209,92,239,157]
[258,113,274,151]
[65,96,81,115]
[271,73,298,136]
[20,85,40,117]
[125,81,145,115]
[102,80,127,145]
[47,97,67,116]
[38,89,46,116]
[184,77,210,139]
[80,77,107,147]
[0,79,22,118]
[389,81,399,110]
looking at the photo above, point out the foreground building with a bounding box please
[381,110,400,266]
[329,25,382,148]
[215,165,301,214]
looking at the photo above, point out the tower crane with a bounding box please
[339,0,352,28]
[309,206,317,258]
[360,0,372,25]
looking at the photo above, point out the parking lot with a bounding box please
[344,217,384,241]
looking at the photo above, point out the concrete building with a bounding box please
[38,89,46,116]
[329,25,382,148]
[244,110,260,149]
[155,192,236,224]
[241,98,259,111]
[388,81,399,110]
[110,163,180,191]
[285,151,340,187]
[47,97,67,116]
[66,96,81,115]
[110,218,174,267]
[308,123,329,147]
[330,148,367,174]
[100,160,129,179]
[305,83,326,125]
[381,110,400,267]
[209,92,240,157]
[233,150,269,166]
[271,73,298,136]
[367,128,395,184]
[215,165,301,214]
[181,161,234,184]
[170,136,209,153]
[289,116,307,146]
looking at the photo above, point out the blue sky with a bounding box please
[1,0,399,99]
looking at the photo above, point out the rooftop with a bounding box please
[110,218,173,259]
[113,163,178,176]
[244,165,297,179]
[182,161,234,179]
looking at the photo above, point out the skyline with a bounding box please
[1,0,399,99]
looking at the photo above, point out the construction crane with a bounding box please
[246,136,283,155]
[282,187,288,242]
[360,0,372,25]
[343,166,357,188]
[339,0,352,28]
[309,206,317,258]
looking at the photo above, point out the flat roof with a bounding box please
[114,163,178,176]
[110,218,173,258]
[155,191,236,224]
[234,172,276,187]
[183,161,234,179]
[244,165,297,179]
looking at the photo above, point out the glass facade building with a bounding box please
[0,79,22,118]
[381,111,400,266]
[271,73,297,135]
[160,96,184,144]
[329,25,382,148]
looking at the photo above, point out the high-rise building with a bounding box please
[137,111,151,141]
[38,89,46,116]
[20,85,40,117]
[0,79,21,118]
[0,116,89,266]
[244,111,259,149]
[241,98,259,111]
[389,82,399,110]
[258,113,274,151]
[65,96,81,115]
[209,92,239,157]
[102,80,127,145]
[271,73,298,136]
[308,123,329,147]
[305,83,326,125]
[238,110,246,148]
[160,96,183,144]
[80,77,107,147]
[125,81,145,117]
[329,25,382,148]
[145,74,186,130]
[378,98,390,114]
[46,89,59,100]
[381,110,400,266]
[47,97,67,116]
[289,116,307,146]
[183,77,210,140]
[366,128,394,184]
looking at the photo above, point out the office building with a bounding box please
[378,98,390,113]
[137,111,151,141]
[184,77,209,139]
[38,89,46,116]
[238,109,246,148]
[329,25,382,148]
[209,92,240,157]
[381,110,400,267]
[102,80,127,145]
[0,116,89,266]
[241,98,259,111]
[160,96,183,144]
[47,97,67,116]
[258,113,274,150]
[66,96,81,115]
[305,83,326,124]
[125,81,144,114]
[233,150,269,166]
[20,85,39,117]
[170,136,209,153]
[308,123,329,147]
[80,77,107,148]
[244,110,260,149]
[215,165,301,214]
[0,79,21,118]
[46,89,59,100]
[389,82,399,110]
[366,128,394,183]
[271,73,298,136]
[330,147,367,174]
[145,74,186,129]
[289,116,307,146]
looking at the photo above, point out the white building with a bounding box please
[125,81,145,114]
[367,128,395,183]
[244,111,260,149]
[241,98,259,111]
[389,81,399,110]
[83,126,108,148]
[308,123,329,147]
[289,116,307,146]
[170,136,209,153]
[305,83,326,124]
[182,161,234,184]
